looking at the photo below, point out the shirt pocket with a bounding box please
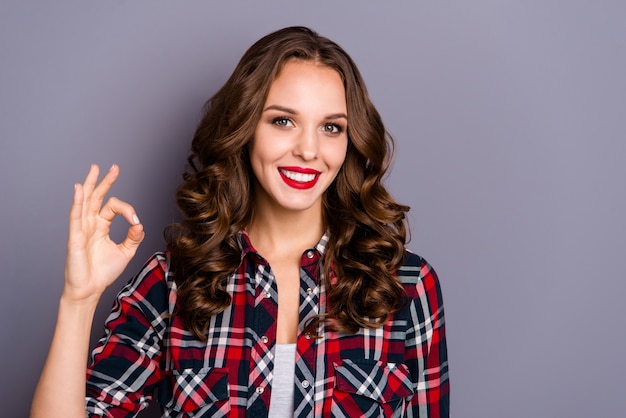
[332,359,415,417]
[158,367,230,416]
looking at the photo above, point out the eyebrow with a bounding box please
[263,104,347,120]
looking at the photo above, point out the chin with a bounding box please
[279,202,319,212]
[274,195,321,212]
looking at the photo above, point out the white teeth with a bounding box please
[280,169,316,182]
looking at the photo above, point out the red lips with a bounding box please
[278,166,321,190]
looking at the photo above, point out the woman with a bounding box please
[31,26,449,417]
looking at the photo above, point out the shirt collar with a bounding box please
[237,229,329,259]
[237,229,257,259]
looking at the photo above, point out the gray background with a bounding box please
[1,1,625,417]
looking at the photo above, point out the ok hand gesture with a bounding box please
[63,164,145,303]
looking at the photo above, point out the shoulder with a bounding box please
[116,252,174,316]
[123,252,171,291]
[396,250,439,287]
[396,249,444,306]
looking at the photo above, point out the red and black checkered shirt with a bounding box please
[86,232,449,417]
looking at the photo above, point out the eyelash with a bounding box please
[323,123,344,134]
[272,116,292,127]
[271,117,345,134]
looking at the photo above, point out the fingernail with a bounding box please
[132,215,140,225]
[110,164,115,171]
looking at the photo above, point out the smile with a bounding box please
[278,167,320,189]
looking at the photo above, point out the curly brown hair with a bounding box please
[165,26,410,339]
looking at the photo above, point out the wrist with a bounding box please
[59,290,101,313]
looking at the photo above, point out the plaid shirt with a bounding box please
[86,232,449,417]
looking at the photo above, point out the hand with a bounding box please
[63,164,145,303]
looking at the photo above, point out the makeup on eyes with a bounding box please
[268,114,346,135]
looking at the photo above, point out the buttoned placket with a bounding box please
[247,257,278,416]
[238,231,329,417]
[292,248,323,417]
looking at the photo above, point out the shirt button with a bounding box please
[306,250,314,259]
[305,333,311,340]
[301,380,310,388]
[264,291,271,298]
[261,336,268,344]
[306,287,313,295]
[256,386,264,394]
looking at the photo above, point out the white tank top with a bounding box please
[268,343,297,417]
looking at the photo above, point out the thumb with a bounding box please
[120,223,145,255]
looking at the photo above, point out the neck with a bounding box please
[247,204,324,259]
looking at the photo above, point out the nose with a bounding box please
[294,126,319,161]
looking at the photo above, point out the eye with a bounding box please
[272,116,293,127]
[322,123,344,134]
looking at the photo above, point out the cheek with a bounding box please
[249,139,273,168]
[247,145,268,182]
[250,130,293,164]
[332,141,349,169]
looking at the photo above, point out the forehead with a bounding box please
[265,60,347,110]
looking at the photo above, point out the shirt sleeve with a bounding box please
[85,253,170,417]
[405,255,450,418]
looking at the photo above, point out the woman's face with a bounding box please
[250,60,348,216]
